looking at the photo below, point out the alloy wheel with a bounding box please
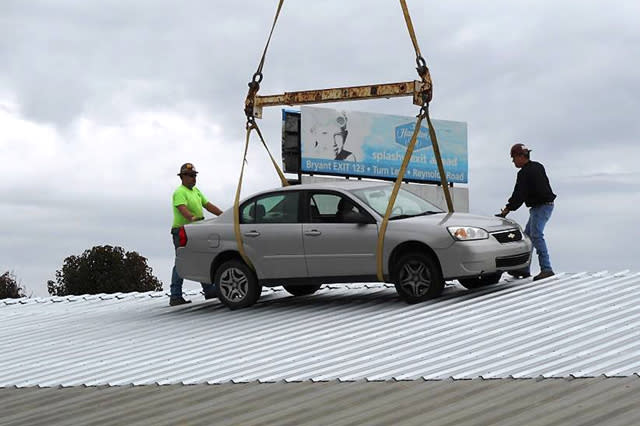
[398,260,431,297]
[219,267,249,301]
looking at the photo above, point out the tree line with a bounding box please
[1,245,162,299]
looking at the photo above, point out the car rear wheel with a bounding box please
[458,272,503,290]
[283,284,322,296]
[393,252,444,304]
[215,260,261,310]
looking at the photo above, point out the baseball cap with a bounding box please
[510,143,531,157]
[178,163,198,176]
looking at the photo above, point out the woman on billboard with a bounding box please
[310,111,357,162]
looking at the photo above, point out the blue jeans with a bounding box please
[524,204,554,272]
[170,228,217,299]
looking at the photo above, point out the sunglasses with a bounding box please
[182,173,197,178]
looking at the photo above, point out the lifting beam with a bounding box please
[249,80,429,119]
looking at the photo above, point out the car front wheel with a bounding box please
[458,272,503,290]
[394,252,444,304]
[283,284,322,296]
[215,260,261,310]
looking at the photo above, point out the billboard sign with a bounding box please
[299,106,468,183]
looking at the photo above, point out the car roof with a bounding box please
[254,180,391,196]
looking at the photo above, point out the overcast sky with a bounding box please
[2,0,639,297]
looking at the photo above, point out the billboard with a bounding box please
[298,106,468,184]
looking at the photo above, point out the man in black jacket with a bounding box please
[499,143,556,281]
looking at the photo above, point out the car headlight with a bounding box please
[447,226,489,241]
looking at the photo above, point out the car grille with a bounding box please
[492,229,523,243]
[496,252,530,268]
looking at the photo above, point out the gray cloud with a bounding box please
[1,0,638,296]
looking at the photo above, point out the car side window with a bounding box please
[241,201,257,224]
[308,193,367,223]
[241,192,300,224]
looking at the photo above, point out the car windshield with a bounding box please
[350,185,444,219]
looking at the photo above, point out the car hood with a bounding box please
[393,212,520,232]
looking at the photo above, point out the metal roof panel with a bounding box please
[2,271,640,387]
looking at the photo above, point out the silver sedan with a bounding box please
[176,181,532,309]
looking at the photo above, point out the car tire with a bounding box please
[283,284,322,296]
[393,252,444,304]
[458,272,503,290]
[214,259,262,310]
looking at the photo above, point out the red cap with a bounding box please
[510,143,531,157]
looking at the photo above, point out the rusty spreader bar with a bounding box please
[249,80,429,119]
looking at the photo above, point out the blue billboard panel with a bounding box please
[300,106,468,183]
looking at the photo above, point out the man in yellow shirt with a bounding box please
[170,163,223,306]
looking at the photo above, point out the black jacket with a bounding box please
[507,160,556,211]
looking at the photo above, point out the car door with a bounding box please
[240,191,307,279]
[302,191,379,277]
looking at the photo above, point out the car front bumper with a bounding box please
[437,237,532,279]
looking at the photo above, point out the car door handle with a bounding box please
[243,230,261,237]
[304,229,321,236]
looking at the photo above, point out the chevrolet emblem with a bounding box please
[508,233,516,239]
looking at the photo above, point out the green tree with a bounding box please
[0,271,26,299]
[47,245,163,296]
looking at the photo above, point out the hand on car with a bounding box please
[495,207,509,218]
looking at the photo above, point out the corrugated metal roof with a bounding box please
[2,377,640,426]
[2,271,640,388]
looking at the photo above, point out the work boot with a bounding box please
[533,270,555,281]
[203,286,219,300]
[507,269,531,279]
[169,296,192,306]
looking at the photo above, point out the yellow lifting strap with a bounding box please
[233,123,289,270]
[375,111,426,281]
[234,0,288,269]
[400,0,423,60]
[375,0,454,282]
